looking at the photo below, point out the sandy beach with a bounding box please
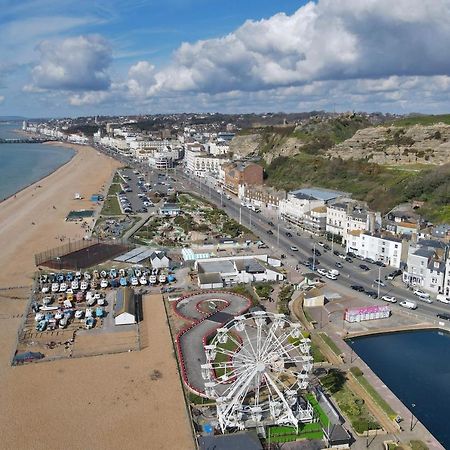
[0,144,194,449]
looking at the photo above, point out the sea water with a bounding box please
[0,122,75,201]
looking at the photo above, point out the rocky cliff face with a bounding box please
[230,133,303,164]
[326,124,450,165]
[229,134,262,158]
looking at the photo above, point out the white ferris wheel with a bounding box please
[202,311,314,433]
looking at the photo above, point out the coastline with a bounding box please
[0,140,77,204]
[0,144,194,449]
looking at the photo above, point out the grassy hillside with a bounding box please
[391,114,450,127]
[265,154,450,222]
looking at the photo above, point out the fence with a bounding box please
[34,238,133,269]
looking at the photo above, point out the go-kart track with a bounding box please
[174,291,252,395]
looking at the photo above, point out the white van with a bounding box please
[399,300,417,310]
[436,294,450,304]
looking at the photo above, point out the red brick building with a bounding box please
[223,162,263,194]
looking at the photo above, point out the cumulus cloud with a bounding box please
[30,35,112,91]
[127,0,450,98]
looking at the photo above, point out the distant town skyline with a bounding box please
[2,0,450,117]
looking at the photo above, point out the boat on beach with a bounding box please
[85,316,95,329]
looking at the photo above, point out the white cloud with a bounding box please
[30,35,112,91]
[69,90,113,106]
[126,0,450,98]
[0,96,5,104]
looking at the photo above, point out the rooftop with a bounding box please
[198,259,236,274]
[290,187,347,202]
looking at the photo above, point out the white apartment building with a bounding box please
[99,135,129,151]
[326,201,378,243]
[207,142,229,156]
[279,188,345,228]
[443,259,450,297]
[346,231,403,268]
[185,147,229,177]
[402,240,448,294]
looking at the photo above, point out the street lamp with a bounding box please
[377,265,381,299]
[410,403,416,431]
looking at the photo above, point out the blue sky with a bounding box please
[2,0,450,117]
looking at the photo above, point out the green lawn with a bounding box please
[101,195,122,215]
[107,183,122,195]
[210,333,239,378]
[332,383,380,434]
[352,372,397,419]
[254,282,273,299]
[318,333,343,356]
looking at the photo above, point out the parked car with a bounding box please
[317,268,328,276]
[345,256,353,263]
[333,250,341,256]
[267,230,273,235]
[437,313,450,321]
[375,261,386,267]
[317,242,325,247]
[268,221,274,227]
[351,285,365,292]
[436,294,450,304]
[335,262,343,268]
[365,290,378,299]
[374,279,385,287]
[413,289,431,300]
[312,248,321,256]
[381,295,397,303]
[323,244,331,251]
[359,264,370,271]
[286,232,293,238]
[290,246,299,251]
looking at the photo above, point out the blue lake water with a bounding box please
[348,330,450,448]
[0,122,74,200]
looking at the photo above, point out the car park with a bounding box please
[381,295,397,303]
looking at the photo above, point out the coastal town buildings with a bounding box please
[279,188,345,229]
[346,231,404,268]
[222,161,264,195]
[402,239,448,294]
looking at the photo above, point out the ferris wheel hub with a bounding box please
[256,362,266,373]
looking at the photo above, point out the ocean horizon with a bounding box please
[0,122,75,201]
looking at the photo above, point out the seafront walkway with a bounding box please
[296,302,445,450]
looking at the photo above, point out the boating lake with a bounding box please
[348,330,450,448]
[0,122,74,201]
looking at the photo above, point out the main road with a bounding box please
[95,145,450,323]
